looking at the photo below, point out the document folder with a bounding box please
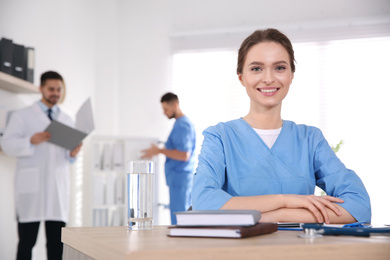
[45,98,94,150]
[24,47,34,83]
[12,43,25,79]
[45,121,87,150]
[0,38,13,74]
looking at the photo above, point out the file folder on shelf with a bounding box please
[12,43,25,79]
[102,143,112,171]
[112,142,123,171]
[93,143,101,170]
[24,47,34,83]
[93,175,105,205]
[105,173,115,205]
[0,38,13,75]
[115,176,124,204]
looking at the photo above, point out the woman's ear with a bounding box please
[238,74,245,87]
[290,72,294,85]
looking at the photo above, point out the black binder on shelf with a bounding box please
[12,43,25,79]
[24,47,34,83]
[0,38,13,74]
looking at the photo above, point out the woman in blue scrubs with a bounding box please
[192,29,371,224]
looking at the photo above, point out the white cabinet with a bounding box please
[90,135,168,227]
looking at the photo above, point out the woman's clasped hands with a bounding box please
[283,194,344,224]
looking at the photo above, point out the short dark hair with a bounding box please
[237,28,296,74]
[40,71,66,103]
[40,71,64,86]
[161,92,179,103]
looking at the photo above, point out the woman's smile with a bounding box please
[239,41,294,110]
[257,87,280,96]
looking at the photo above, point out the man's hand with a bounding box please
[30,132,51,145]
[70,143,83,158]
[141,143,160,159]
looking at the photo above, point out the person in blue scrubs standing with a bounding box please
[142,92,196,224]
[192,29,371,224]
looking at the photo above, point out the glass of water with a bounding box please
[127,160,154,230]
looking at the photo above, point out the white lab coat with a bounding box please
[1,101,74,223]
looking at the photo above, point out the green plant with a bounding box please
[331,140,343,153]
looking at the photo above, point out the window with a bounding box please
[172,36,390,225]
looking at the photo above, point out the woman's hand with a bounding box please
[221,194,347,224]
[283,194,344,224]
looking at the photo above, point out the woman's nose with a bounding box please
[261,70,275,85]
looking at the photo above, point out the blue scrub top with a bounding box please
[165,115,196,187]
[192,119,371,223]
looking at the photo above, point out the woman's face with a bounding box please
[238,41,294,110]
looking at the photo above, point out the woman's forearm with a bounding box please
[220,194,286,213]
[261,204,356,224]
[220,194,351,224]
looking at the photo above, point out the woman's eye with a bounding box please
[276,66,286,71]
[251,67,261,72]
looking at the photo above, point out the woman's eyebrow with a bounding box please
[248,61,264,66]
[248,60,288,66]
[273,60,288,65]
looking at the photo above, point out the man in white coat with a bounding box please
[1,71,82,260]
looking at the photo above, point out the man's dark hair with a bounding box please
[161,92,179,103]
[40,71,64,86]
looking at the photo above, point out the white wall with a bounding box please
[1,0,389,259]
[0,0,103,259]
[116,0,390,137]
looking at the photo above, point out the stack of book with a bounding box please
[168,210,278,238]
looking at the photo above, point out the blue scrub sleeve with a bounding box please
[313,131,371,223]
[192,127,233,210]
[170,122,193,152]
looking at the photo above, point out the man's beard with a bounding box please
[169,111,176,119]
[44,95,59,105]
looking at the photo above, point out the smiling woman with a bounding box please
[189,28,371,225]
[172,33,390,225]
[238,41,294,128]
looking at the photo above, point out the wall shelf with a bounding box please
[0,71,39,94]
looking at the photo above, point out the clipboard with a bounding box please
[45,98,94,150]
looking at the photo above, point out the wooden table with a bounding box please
[62,226,390,260]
